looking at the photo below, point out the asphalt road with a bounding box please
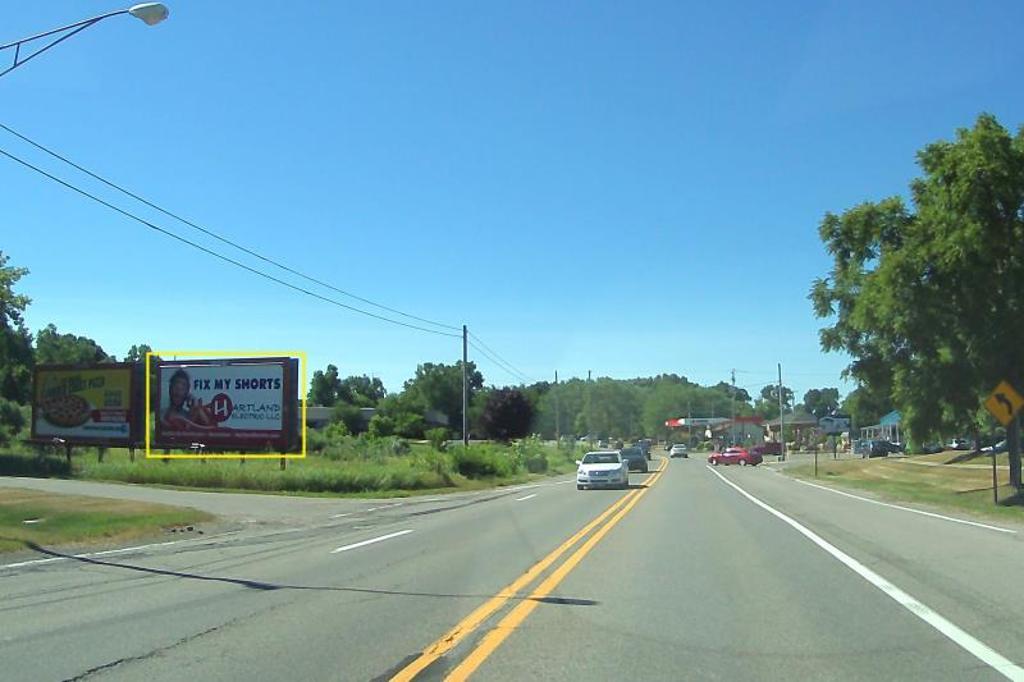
[3,457,1024,681]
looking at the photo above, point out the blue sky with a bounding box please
[3,0,1023,401]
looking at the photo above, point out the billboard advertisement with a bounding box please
[153,356,299,453]
[31,364,139,446]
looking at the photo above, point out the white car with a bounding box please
[669,444,689,458]
[576,451,629,490]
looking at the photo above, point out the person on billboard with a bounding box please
[161,369,216,430]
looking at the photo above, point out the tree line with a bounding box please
[306,360,847,443]
[0,249,849,449]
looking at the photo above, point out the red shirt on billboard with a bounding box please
[161,368,224,431]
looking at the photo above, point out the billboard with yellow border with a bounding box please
[146,351,306,459]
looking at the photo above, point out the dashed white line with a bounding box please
[707,465,1024,681]
[330,512,353,519]
[514,493,537,502]
[791,477,1016,534]
[330,529,414,554]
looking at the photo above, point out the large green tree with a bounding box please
[811,114,1024,486]
[338,375,387,407]
[754,384,794,419]
[403,361,483,437]
[0,252,34,403]
[308,364,342,406]
[35,324,110,365]
[803,388,840,420]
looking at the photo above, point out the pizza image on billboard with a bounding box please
[32,364,138,445]
[152,356,300,454]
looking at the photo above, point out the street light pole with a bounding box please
[0,4,169,79]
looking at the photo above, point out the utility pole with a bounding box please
[462,325,468,448]
[778,362,786,462]
[730,369,736,446]
[554,370,560,442]
[687,399,692,444]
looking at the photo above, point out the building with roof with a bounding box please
[860,410,902,443]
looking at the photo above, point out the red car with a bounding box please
[708,446,762,466]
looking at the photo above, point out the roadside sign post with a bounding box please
[983,380,1024,501]
[992,441,999,504]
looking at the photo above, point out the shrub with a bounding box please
[452,445,518,478]
[367,414,396,439]
[332,402,366,434]
[324,421,350,442]
[525,452,548,473]
[394,412,426,439]
[425,427,449,452]
[0,453,71,477]
[414,449,455,479]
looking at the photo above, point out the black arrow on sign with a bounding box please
[995,392,1013,416]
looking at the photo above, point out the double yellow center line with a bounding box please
[391,457,668,681]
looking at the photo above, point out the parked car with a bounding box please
[919,442,944,454]
[867,440,902,457]
[751,442,782,457]
[708,447,762,466]
[669,444,689,458]
[981,439,1007,454]
[619,446,649,473]
[576,451,629,490]
[947,438,971,451]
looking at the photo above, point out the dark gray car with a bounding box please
[619,446,648,472]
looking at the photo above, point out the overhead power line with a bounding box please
[0,121,460,333]
[0,146,460,338]
[467,332,531,383]
[468,341,530,384]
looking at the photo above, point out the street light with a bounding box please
[0,3,169,79]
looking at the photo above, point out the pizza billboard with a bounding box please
[31,364,141,446]
[152,356,300,454]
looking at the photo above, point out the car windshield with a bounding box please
[582,453,620,464]
[620,448,642,458]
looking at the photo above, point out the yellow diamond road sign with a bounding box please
[984,380,1024,426]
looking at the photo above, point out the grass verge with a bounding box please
[786,456,1024,522]
[1,437,583,497]
[0,488,212,554]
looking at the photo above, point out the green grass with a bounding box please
[0,488,212,554]
[786,457,1024,522]
[0,436,583,497]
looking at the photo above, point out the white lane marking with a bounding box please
[706,466,1024,681]
[363,507,380,513]
[0,539,184,571]
[330,512,353,519]
[330,529,413,554]
[514,493,537,502]
[791,477,1016,534]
